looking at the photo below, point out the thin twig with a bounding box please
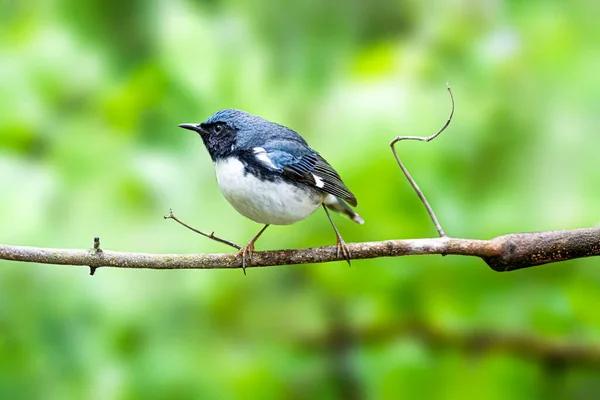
[390,83,455,237]
[164,209,241,250]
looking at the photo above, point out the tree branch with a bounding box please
[1,227,599,272]
[297,320,600,367]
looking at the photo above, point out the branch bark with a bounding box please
[1,227,599,272]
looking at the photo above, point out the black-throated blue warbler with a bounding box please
[179,109,363,273]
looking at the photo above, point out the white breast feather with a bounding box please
[214,157,324,225]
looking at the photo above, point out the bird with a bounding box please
[179,109,363,274]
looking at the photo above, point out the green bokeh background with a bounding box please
[1,0,600,398]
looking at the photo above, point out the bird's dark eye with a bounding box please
[214,124,223,134]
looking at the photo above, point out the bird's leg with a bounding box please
[322,205,351,266]
[238,224,270,275]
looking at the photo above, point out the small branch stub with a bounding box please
[89,236,102,276]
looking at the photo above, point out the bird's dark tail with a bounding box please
[324,195,364,224]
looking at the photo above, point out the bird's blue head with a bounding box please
[179,109,304,161]
[178,109,246,161]
[179,108,275,161]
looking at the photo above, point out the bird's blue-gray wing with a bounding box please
[252,142,357,207]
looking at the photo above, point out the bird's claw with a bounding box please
[336,238,351,266]
[237,243,255,275]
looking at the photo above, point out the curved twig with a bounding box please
[390,84,455,237]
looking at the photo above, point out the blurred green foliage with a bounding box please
[1,0,600,398]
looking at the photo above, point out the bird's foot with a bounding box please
[336,237,352,266]
[235,225,270,275]
[237,243,255,275]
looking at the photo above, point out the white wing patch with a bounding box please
[312,173,325,188]
[253,147,277,169]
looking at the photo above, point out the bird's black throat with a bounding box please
[200,124,238,162]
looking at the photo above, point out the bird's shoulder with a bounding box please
[234,140,311,182]
[237,120,309,148]
[238,138,357,207]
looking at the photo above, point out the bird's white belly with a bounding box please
[214,157,323,225]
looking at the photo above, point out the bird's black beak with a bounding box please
[178,123,207,135]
